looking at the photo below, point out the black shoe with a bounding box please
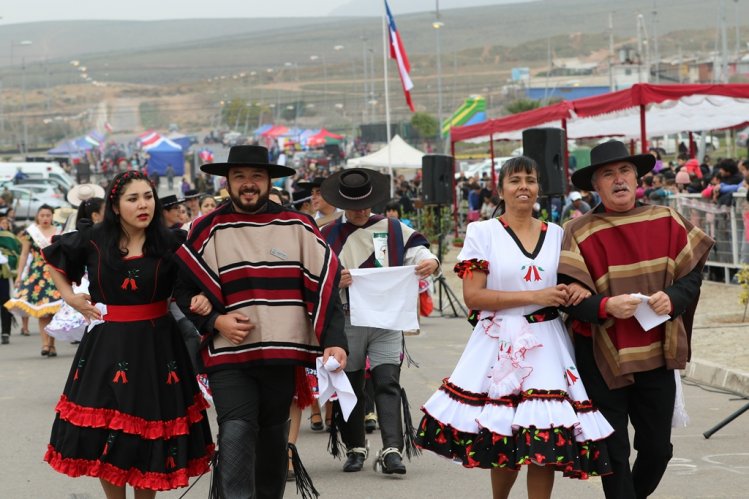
[342,451,366,472]
[309,413,324,432]
[381,449,406,475]
[1,335,8,345]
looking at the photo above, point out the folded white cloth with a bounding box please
[316,356,357,421]
[630,293,670,331]
[348,266,419,330]
[88,303,108,329]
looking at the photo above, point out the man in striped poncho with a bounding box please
[558,140,713,499]
[175,145,348,499]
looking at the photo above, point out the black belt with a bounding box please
[523,307,559,323]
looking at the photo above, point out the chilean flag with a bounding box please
[385,1,415,112]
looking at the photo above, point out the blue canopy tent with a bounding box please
[167,132,194,151]
[145,138,184,176]
[47,136,94,157]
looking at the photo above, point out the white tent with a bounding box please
[345,135,425,169]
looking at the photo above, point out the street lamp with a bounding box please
[10,40,33,154]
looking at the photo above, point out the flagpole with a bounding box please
[382,5,394,199]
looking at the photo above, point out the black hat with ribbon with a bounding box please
[571,140,656,191]
[320,168,390,210]
[161,194,184,209]
[201,145,296,178]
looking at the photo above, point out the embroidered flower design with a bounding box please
[165,360,180,385]
[165,446,178,469]
[74,358,86,380]
[565,365,579,385]
[521,264,543,282]
[113,361,129,384]
[121,269,140,291]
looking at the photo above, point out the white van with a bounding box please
[0,162,75,192]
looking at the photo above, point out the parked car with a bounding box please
[9,186,68,221]
[14,183,66,201]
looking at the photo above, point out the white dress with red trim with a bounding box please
[416,218,613,479]
[41,225,214,491]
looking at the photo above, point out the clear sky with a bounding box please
[1,0,525,24]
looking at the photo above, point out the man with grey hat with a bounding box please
[558,140,713,499]
[174,145,348,498]
[320,168,439,475]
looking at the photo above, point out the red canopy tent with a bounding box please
[449,83,749,232]
[306,128,344,147]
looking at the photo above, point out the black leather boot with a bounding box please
[371,364,406,475]
[336,370,366,450]
[255,420,290,499]
[216,419,256,498]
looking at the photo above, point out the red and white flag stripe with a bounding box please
[385,1,415,112]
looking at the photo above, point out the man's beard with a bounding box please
[229,185,269,213]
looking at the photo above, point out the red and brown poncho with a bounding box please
[559,204,713,389]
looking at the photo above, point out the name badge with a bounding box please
[270,248,288,261]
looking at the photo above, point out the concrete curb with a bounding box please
[685,358,749,397]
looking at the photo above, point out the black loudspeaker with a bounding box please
[522,127,566,195]
[422,154,454,205]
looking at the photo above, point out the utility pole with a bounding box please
[720,0,729,83]
[433,0,444,152]
[608,12,615,91]
[652,1,660,83]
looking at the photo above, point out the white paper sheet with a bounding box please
[348,266,419,330]
[316,357,357,421]
[630,293,670,331]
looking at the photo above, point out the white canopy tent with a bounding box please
[345,134,425,169]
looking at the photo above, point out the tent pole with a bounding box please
[451,139,459,238]
[629,139,636,155]
[639,104,648,153]
[489,133,497,191]
[562,118,569,192]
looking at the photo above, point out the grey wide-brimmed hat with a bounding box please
[571,140,656,191]
[201,145,295,178]
[320,168,390,210]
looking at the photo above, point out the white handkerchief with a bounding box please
[348,266,419,330]
[630,293,670,331]
[316,356,357,421]
[89,303,108,329]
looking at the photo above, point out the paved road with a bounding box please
[0,315,747,498]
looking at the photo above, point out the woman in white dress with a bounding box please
[416,157,613,499]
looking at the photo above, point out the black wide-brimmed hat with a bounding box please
[291,189,312,207]
[296,176,326,189]
[201,145,296,178]
[161,194,184,209]
[320,168,390,210]
[183,189,200,199]
[571,140,656,191]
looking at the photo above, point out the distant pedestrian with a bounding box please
[165,163,175,191]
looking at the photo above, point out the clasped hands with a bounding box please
[535,282,591,307]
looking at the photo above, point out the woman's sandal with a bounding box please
[309,412,324,432]
[48,346,57,357]
[41,346,50,356]
[20,329,30,336]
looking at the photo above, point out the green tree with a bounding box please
[410,112,440,140]
[505,98,541,114]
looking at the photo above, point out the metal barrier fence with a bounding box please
[664,194,745,283]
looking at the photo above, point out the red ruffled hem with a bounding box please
[56,393,211,440]
[45,444,215,491]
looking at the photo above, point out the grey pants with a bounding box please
[343,316,403,371]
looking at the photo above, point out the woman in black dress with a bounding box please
[43,170,214,499]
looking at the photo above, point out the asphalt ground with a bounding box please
[0,313,747,498]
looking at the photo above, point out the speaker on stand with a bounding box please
[522,127,567,220]
[421,154,467,318]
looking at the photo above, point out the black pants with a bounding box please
[210,365,295,426]
[0,279,11,335]
[209,366,295,498]
[575,336,675,499]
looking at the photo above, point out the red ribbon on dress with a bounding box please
[121,277,138,290]
[523,265,542,282]
[166,371,180,385]
[113,370,128,384]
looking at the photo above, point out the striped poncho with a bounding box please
[175,201,344,371]
[558,204,713,389]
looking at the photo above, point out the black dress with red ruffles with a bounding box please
[41,224,214,491]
